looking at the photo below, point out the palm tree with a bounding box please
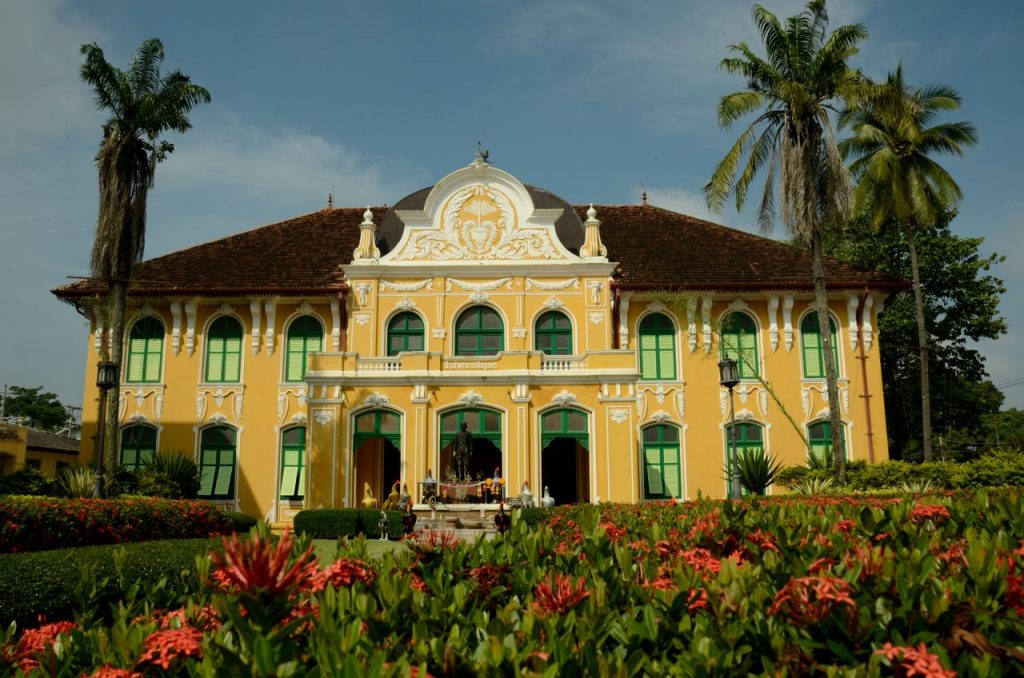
[704,0,866,483]
[80,39,210,487]
[838,67,976,461]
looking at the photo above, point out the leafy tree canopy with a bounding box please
[825,209,1007,459]
[3,386,69,432]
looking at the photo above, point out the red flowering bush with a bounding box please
[311,557,377,591]
[137,626,204,670]
[211,530,316,598]
[910,504,952,525]
[874,642,956,677]
[0,496,231,552]
[5,620,75,672]
[533,574,590,616]
[768,575,857,627]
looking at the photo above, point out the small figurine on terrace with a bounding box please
[493,501,511,535]
[378,511,389,540]
[361,482,377,508]
[402,503,417,537]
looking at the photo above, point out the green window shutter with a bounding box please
[657,334,675,380]
[206,337,224,382]
[144,336,162,381]
[280,462,299,498]
[739,331,758,378]
[126,340,145,382]
[803,326,823,377]
[640,335,658,379]
[223,337,241,382]
[286,336,305,381]
[214,450,234,496]
[644,450,664,496]
[296,459,306,499]
[199,467,215,496]
[121,448,137,468]
[663,462,681,497]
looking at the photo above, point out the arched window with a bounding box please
[455,306,504,356]
[540,408,588,449]
[801,314,840,378]
[724,422,764,498]
[205,316,243,383]
[807,420,847,465]
[126,316,163,383]
[642,424,681,500]
[119,425,157,472]
[198,426,236,500]
[638,313,676,381]
[285,315,324,382]
[387,312,425,356]
[279,427,306,500]
[721,312,759,379]
[534,311,572,355]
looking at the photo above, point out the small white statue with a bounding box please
[521,481,534,508]
[541,485,555,509]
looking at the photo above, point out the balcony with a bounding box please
[306,350,637,385]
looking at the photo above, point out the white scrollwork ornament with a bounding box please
[541,296,565,310]
[609,408,629,424]
[459,390,484,407]
[552,390,577,406]
[525,278,579,291]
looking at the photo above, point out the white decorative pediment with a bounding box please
[650,410,672,424]
[365,393,390,407]
[646,300,667,312]
[297,301,315,315]
[209,413,228,425]
[542,296,565,310]
[396,297,417,311]
[217,303,234,316]
[468,291,489,303]
[552,390,577,406]
[735,409,755,421]
[459,390,484,407]
[383,161,576,264]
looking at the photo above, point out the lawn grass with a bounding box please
[311,538,407,563]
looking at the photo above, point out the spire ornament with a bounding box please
[580,204,608,261]
[352,207,380,262]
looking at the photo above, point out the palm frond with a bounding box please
[705,121,758,212]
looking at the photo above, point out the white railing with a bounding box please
[356,356,402,372]
[541,356,588,371]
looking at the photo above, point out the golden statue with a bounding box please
[382,482,401,510]
[361,482,377,508]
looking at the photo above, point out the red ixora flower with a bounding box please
[310,558,377,592]
[210,530,317,597]
[84,665,142,678]
[137,627,203,670]
[746,529,779,553]
[533,574,590,616]
[875,642,956,678]
[9,620,76,673]
[910,504,951,525]
[768,576,856,627]
[599,522,627,543]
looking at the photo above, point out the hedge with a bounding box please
[778,449,1024,491]
[0,496,232,553]
[293,509,403,539]
[223,511,260,532]
[0,537,222,627]
[516,507,554,528]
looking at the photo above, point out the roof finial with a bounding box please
[327,192,333,210]
[472,141,490,166]
[642,191,648,207]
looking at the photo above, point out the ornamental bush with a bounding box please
[0,496,232,553]
[5,491,1023,675]
[0,537,221,627]
[293,508,403,539]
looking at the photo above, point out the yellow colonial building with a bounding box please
[56,158,900,521]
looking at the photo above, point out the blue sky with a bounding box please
[1,0,1021,410]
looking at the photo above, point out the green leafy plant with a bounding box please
[56,465,96,498]
[898,479,937,494]
[789,476,836,495]
[731,447,785,495]
[0,467,57,497]
[138,451,201,499]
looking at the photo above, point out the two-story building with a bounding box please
[55,157,901,521]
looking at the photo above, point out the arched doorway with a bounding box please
[540,408,590,505]
[352,410,401,506]
[438,408,502,482]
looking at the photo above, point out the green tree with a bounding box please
[2,386,68,431]
[838,66,978,461]
[80,39,210,486]
[704,0,865,483]
[826,211,1005,459]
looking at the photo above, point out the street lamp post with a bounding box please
[93,360,119,499]
[718,358,740,499]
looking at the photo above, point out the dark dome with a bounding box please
[376,184,585,256]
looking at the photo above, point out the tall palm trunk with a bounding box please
[103,281,126,484]
[902,221,932,460]
[811,231,846,483]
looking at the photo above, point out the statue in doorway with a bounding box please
[361,482,377,508]
[541,485,555,509]
[453,422,474,481]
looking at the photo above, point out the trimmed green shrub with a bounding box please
[516,507,552,528]
[293,509,403,539]
[0,537,222,627]
[224,511,259,532]
[0,467,57,496]
[0,496,232,553]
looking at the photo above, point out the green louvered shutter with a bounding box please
[286,336,305,381]
[640,334,659,379]
[280,449,300,497]
[803,323,823,377]
[657,334,676,380]
[122,448,138,469]
[144,334,162,381]
[199,452,216,496]
[127,335,146,382]
[206,337,224,382]
[214,450,234,496]
[644,448,664,496]
[223,336,241,382]
[739,330,758,378]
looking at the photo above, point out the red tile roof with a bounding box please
[53,204,903,300]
